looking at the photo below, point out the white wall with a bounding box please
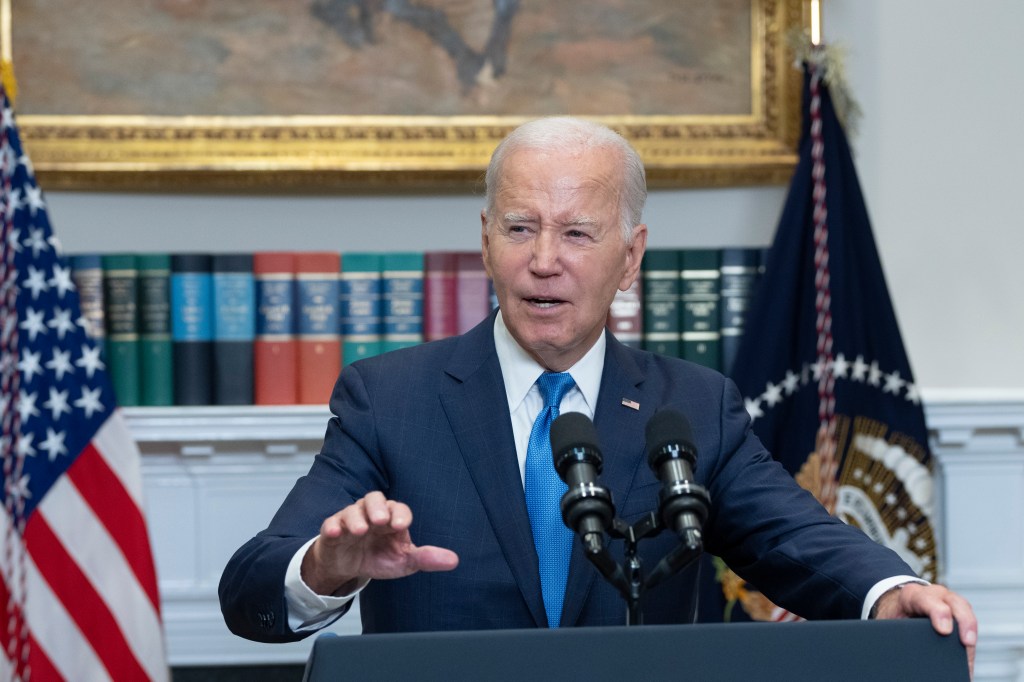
[824,1,1024,389]
[43,0,1024,390]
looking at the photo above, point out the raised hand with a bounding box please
[301,491,460,597]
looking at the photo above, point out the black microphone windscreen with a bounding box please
[550,412,600,459]
[645,409,697,462]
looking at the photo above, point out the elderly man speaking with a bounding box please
[219,116,976,672]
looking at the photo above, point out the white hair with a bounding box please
[483,117,647,242]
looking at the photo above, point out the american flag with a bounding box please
[0,86,167,679]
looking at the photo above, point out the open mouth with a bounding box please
[526,297,564,309]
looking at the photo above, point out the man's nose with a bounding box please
[529,231,562,275]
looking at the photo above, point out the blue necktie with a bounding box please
[524,371,576,628]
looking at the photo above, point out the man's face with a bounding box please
[481,145,647,371]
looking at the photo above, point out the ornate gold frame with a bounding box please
[17,0,806,193]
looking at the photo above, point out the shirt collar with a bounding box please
[493,309,605,414]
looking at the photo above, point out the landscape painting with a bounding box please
[11,0,805,191]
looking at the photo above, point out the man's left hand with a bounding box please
[874,582,977,678]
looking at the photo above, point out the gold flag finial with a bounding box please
[1,0,16,103]
[790,1,863,139]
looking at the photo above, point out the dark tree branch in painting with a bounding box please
[311,0,521,91]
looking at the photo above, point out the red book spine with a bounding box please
[455,252,492,334]
[254,252,298,405]
[295,252,342,405]
[423,252,458,341]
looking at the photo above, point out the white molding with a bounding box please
[922,389,1024,448]
[124,405,331,446]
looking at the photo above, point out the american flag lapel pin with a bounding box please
[621,397,640,411]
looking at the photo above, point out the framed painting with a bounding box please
[10,0,807,192]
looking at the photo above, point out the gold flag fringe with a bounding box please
[789,29,862,139]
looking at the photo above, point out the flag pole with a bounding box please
[810,0,822,46]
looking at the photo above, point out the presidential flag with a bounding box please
[0,85,168,680]
[708,48,937,622]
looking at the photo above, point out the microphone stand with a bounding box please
[552,410,710,626]
[578,510,704,626]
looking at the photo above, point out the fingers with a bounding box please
[945,591,978,653]
[320,492,413,542]
[409,545,460,573]
[898,584,977,678]
[899,584,976,637]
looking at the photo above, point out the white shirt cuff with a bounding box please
[284,536,368,632]
[861,575,930,620]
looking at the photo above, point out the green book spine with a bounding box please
[137,253,174,406]
[642,249,681,357]
[681,248,722,371]
[382,252,424,353]
[340,252,383,364]
[102,253,141,406]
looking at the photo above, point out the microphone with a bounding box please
[550,412,615,551]
[645,409,711,548]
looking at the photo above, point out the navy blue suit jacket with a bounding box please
[219,312,914,641]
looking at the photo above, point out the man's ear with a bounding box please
[619,223,648,291]
[480,211,493,278]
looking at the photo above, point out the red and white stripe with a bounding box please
[1,106,32,681]
[0,414,167,681]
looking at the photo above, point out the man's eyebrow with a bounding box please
[500,213,598,226]
[502,212,533,223]
[563,216,598,227]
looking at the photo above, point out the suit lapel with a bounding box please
[439,316,547,628]
[561,335,655,626]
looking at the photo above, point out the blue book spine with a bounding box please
[720,247,762,377]
[382,252,424,353]
[171,254,214,405]
[213,254,255,405]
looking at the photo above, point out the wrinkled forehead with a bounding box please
[497,146,622,196]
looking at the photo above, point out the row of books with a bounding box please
[610,246,767,375]
[68,247,765,407]
[69,251,493,407]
